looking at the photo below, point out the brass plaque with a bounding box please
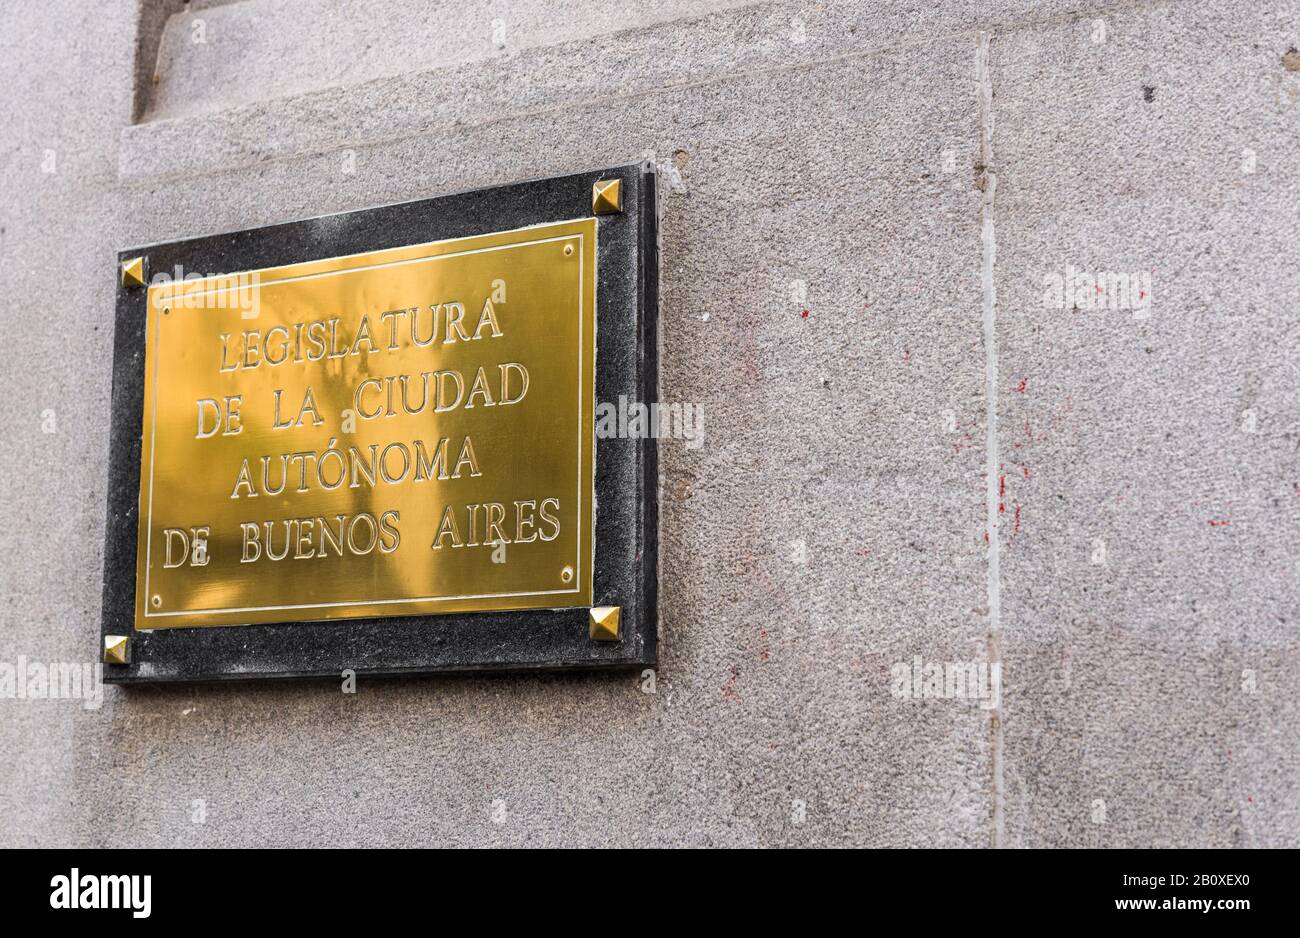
[135,219,596,629]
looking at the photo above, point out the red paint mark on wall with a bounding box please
[952,426,976,455]
[1015,377,1027,393]
[720,666,741,701]
[1208,519,1231,527]
[1013,504,1021,535]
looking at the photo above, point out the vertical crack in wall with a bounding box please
[976,30,1005,849]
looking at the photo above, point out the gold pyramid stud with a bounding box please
[589,606,622,642]
[592,179,623,215]
[103,635,130,665]
[120,256,146,288]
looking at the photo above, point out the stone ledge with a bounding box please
[118,0,1123,183]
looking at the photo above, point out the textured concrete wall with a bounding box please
[0,0,1295,847]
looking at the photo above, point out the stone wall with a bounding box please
[0,0,1295,846]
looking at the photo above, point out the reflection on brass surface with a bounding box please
[135,219,596,629]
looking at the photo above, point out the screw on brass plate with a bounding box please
[104,635,130,665]
[563,243,575,256]
[120,256,146,289]
[589,606,621,642]
[592,178,622,215]
[560,565,574,584]
[151,594,161,608]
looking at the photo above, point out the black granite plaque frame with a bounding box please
[101,164,658,683]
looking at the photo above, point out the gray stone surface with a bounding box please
[144,0,765,122]
[0,0,1294,847]
[991,1,1300,847]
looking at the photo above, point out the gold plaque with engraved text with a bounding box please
[134,219,596,629]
